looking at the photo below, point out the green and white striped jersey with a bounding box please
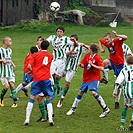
[116,65,133,98]
[46,35,71,61]
[122,43,132,65]
[0,47,15,78]
[65,43,88,71]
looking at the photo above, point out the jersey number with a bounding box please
[128,70,133,81]
[43,56,48,65]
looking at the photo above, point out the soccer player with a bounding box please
[57,34,89,107]
[0,37,18,107]
[46,26,71,97]
[98,30,128,109]
[14,36,44,96]
[113,55,133,130]
[100,43,132,84]
[66,43,110,118]
[23,40,54,126]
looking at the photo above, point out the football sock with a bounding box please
[121,107,127,126]
[60,86,69,101]
[115,85,122,102]
[0,88,7,100]
[72,96,81,108]
[39,102,46,119]
[46,100,53,121]
[103,66,109,80]
[54,77,60,91]
[15,83,24,93]
[95,94,106,109]
[26,99,34,120]
[24,82,32,90]
[11,88,17,104]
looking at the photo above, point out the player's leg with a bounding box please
[36,94,47,122]
[100,59,111,84]
[129,99,133,131]
[9,80,18,108]
[66,82,86,115]
[57,70,75,107]
[89,80,110,117]
[0,78,9,107]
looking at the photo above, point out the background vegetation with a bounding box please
[0,21,133,133]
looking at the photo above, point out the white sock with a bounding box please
[115,87,122,102]
[72,98,81,108]
[103,68,109,80]
[16,83,24,93]
[26,102,33,120]
[97,95,107,109]
[47,103,53,121]
[24,82,32,90]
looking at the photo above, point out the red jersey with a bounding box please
[29,50,53,81]
[81,53,103,82]
[23,52,32,73]
[99,37,124,65]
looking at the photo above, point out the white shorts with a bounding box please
[64,70,76,83]
[50,58,66,77]
[124,98,133,108]
[0,77,15,85]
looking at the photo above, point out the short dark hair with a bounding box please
[30,46,38,54]
[56,26,65,32]
[126,55,133,65]
[70,34,78,41]
[41,40,49,50]
[90,43,99,53]
[37,36,44,41]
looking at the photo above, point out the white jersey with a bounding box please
[46,35,71,61]
[122,43,132,66]
[65,43,88,71]
[115,65,133,98]
[0,47,15,78]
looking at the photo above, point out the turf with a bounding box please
[0,22,133,133]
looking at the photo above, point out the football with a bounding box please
[50,2,60,12]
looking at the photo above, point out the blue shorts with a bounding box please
[109,59,124,77]
[80,80,99,93]
[30,80,54,97]
[23,72,33,83]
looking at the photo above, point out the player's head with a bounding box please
[2,37,12,46]
[89,43,99,53]
[56,26,65,38]
[41,40,49,50]
[126,55,133,65]
[30,46,38,54]
[37,36,45,49]
[104,32,112,45]
[70,34,78,41]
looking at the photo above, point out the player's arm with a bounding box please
[80,43,89,49]
[27,64,32,74]
[112,30,128,41]
[78,63,84,68]
[98,41,105,53]
[12,61,16,71]
[89,60,104,71]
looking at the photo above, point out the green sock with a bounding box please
[120,107,127,126]
[131,110,133,120]
[55,77,60,90]
[11,89,17,104]
[61,87,69,101]
[39,102,46,119]
[0,88,7,100]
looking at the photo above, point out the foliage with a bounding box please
[65,0,100,17]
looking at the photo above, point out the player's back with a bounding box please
[30,50,53,81]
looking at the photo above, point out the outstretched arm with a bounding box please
[112,30,128,41]
[98,41,105,53]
